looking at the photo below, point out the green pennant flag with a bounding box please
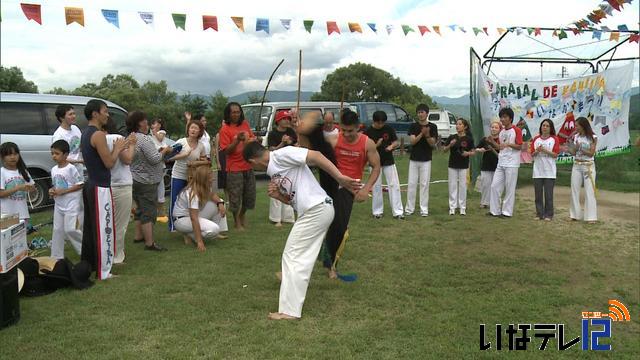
[172,13,186,30]
[472,27,482,35]
[304,20,314,33]
[527,27,534,35]
[401,24,414,35]
[558,29,567,39]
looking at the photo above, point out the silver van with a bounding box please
[0,92,128,210]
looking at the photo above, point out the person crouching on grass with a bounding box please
[172,166,228,252]
[242,141,360,320]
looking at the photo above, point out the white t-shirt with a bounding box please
[531,135,560,179]
[52,125,84,173]
[171,138,205,180]
[151,131,168,150]
[172,188,207,218]
[200,131,211,159]
[106,134,133,186]
[0,167,34,219]
[50,163,83,212]
[573,134,596,162]
[267,147,328,216]
[497,126,523,168]
[323,128,339,141]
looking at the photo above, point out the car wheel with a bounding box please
[27,171,52,212]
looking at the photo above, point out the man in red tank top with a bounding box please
[324,109,380,279]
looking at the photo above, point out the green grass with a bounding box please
[2,153,639,359]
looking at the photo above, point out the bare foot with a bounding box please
[274,222,282,228]
[235,226,245,231]
[328,269,338,280]
[267,312,299,320]
[275,271,282,281]
[183,235,193,246]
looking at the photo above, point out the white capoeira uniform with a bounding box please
[267,146,335,318]
[570,134,597,221]
[173,188,229,239]
[50,163,83,260]
[490,125,523,217]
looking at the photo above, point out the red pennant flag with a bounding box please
[607,0,621,11]
[21,3,42,24]
[570,28,581,35]
[418,25,430,35]
[482,27,488,35]
[432,26,441,35]
[203,15,218,31]
[327,21,340,35]
[534,28,541,36]
[629,34,640,43]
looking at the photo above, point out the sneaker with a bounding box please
[449,209,455,216]
[460,209,466,216]
[420,213,429,217]
[144,243,168,251]
[543,218,552,221]
[393,215,405,220]
[404,211,413,216]
[373,214,383,219]
[156,216,169,223]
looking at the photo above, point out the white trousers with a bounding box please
[372,164,404,217]
[480,171,495,206]
[51,207,82,259]
[112,185,132,264]
[269,198,295,223]
[405,160,431,215]
[448,168,468,211]
[490,166,519,217]
[279,201,334,318]
[157,176,165,203]
[570,164,597,221]
[174,201,229,240]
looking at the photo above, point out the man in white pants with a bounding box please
[405,104,438,217]
[243,141,360,320]
[489,108,523,218]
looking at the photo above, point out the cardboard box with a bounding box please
[0,214,20,230]
[0,221,28,273]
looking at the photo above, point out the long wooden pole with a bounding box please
[296,50,302,113]
[257,59,285,133]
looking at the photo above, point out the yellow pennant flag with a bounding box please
[231,16,244,32]
[609,31,620,41]
[348,22,362,33]
[432,25,441,35]
[65,7,84,26]
[497,28,506,35]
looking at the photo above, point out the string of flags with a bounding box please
[15,1,640,43]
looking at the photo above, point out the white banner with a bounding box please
[477,62,634,163]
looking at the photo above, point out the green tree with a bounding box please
[206,90,229,135]
[0,66,38,93]
[245,92,264,104]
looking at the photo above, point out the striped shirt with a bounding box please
[131,132,165,184]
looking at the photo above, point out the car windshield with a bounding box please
[242,105,273,131]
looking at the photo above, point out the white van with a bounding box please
[427,109,458,139]
[0,92,128,210]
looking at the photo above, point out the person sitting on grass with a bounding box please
[172,166,229,252]
[242,141,360,320]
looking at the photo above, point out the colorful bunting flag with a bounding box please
[570,28,581,35]
[629,34,640,43]
[592,30,602,40]
[552,29,558,37]
[172,13,186,30]
[280,19,291,30]
[472,27,482,36]
[607,0,621,11]
[515,27,523,35]
[497,28,506,35]
[348,23,362,33]
[327,21,340,35]
[527,27,534,35]
[64,7,84,27]
[609,31,620,41]
[558,29,567,39]
[231,17,244,32]
[401,25,414,35]
[599,3,614,16]
[483,27,488,35]
[448,24,457,31]
[256,18,269,33]
[139,12,154,25]
[600,25,611,31]
[20,3,41,25]
[203,15,218,31]
[367,23,377,33]
[418,25,429,35]
[386,24,394,34]
[304,20,314,33]
[617,24,629,32]
[101,9,119,28]
[432,26,440,35]
[459,26,466,33]
[534,27,541,36]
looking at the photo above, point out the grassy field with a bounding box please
[2,152,639,359]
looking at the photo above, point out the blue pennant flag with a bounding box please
[256,18,269,33]
[101,9,119,28]
[617,24,629,32]
[592,30,602,40]
[367,23,377,33]
[448,24,457,31]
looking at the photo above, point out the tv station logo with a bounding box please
[480,299,631,351]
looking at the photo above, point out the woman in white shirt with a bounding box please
[168,120,210,231]
[530,119,560,221]
[151,118,169,220]
[567,117,598,223]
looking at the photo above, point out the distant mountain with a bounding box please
[432,94,469,106]
[229,90,315,104]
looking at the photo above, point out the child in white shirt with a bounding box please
[0,142,35,222]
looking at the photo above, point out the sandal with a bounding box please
[144,243,168,251]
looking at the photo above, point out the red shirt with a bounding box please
[335,133,368,180]
[219,121,255,172]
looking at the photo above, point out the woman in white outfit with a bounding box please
[567,117,598,224]
[150,118,169,220]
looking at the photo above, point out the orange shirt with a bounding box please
[218,121,255,172]
[334,133,368,180]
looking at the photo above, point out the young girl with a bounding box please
[151,118,169,220]
[530,119,560,221]
[443,118,474,216]
[168,120,210,231]
[475,121,500,208]
[172,166,228,252]
[567,117,598,224]
[0,142,35,222]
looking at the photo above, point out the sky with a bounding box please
[1,0,638,98]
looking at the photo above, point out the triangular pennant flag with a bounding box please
[231,17,244,32]
[609,31,620,41]
[516,27,524,35]
[607,0,621,11]
[558,29,567,39]
[280,19,291,30]
[527,27,534,35]
[617,25,629,32]
[401,25,414,35]
[552,29,558,37]
[592,30,602,40]
[256,18,269,33]
[304,20,314,33]
[418,25,430,35]
[20,3,42,25]
[448,24,457,31]
[534,27,541,36]
[482,27,488,35]
[599,3,614,16]
[473,27,482,36]
[327,21,340,35]
[139,12,154,25]
[459,26,466,33]
[367,23,377,33]
[594,9,606,20]
[101,10,119,28]
[600,25,611,31]
[65,7,84,26]
[432,25,440,35]
[348,23,362,33]
[386,24,394,34]
[203,15,218,31]
[570,28,581,35]
[497,27,507,35]
[629,34,640,43]
[172,13,186,30]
